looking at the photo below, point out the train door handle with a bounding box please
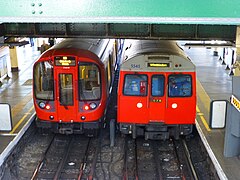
[166,85,168,108]
[75,81,78,100]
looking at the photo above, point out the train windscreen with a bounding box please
[168,75,192,97]
[34,61,54,100]
[123,74,148,96]
[79,63,101,100]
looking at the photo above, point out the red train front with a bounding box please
[33,39,116,135]
[117,40,196,140]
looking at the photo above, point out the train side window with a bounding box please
[59,74,73,106]
[168,75,192,97]
[79,63,101,100]
[33,61,54,100]
[151,75,164,97]
[123,74,148,96]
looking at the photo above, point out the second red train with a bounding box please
[116,39,196,140]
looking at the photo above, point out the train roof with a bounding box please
[43,38,110,59]
[123,40,187,60]
[120,40,195,72]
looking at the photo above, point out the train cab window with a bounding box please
[79,63,101,100]
[123,74,148,96]
[59,74,73,105]
[151,75,164,96]
[33,61,54,100]
[168,75,192,97]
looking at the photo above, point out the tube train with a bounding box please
[33,38,117,135]
[117,40,196,140]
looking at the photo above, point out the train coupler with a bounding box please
[59,128,73,135]
[145,131,169,140]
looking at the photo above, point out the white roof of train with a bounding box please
[120,40,195,72]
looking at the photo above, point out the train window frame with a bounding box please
[151,75,165,97]
[78,62,102,101]
[59,73,74,106]
[33,61,54,100]
[123,74,148,96]
[168,74,192,97]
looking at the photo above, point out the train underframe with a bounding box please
[119,123,193,140]
[35,118,100,136]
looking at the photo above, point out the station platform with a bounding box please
[0,41,239,180]
[0,44,39,153]
[181,44,240,180]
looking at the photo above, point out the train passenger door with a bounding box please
[56,69,77,122]
[148,74,166,123]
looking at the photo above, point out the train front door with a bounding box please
[56,69,77,122]
[148,74,166,123]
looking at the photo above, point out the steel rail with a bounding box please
[182,139,199,180]
[30,134,56,180]
[77,138,91,180]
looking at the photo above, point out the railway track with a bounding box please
[123,137,199,180]
[1,124,219,180]
[7,128,101,180]
[30,134,94,180]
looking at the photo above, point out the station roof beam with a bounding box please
[0,23,237,41]
[0,0,240,40]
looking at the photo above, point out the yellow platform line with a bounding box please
[10,106,34,134]
[196,79,211,112]
[196,106,211,132]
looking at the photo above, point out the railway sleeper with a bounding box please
[119,123,193,140]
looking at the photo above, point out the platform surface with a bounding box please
[0,43,39,154]
[182,44,240,180]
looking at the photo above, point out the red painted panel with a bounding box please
[117,71,148,124]
[165,72,196,124]
[118,95,148,124]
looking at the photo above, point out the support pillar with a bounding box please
[229,49,235,75]
[0,46,9,86]
[36,38,41,51]
[221,48,226,65]
[9,46,19,72]
[213,47,218,56]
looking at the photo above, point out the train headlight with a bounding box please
[172,103,178,109]
[89,103,97,110]
[84,105,90,110]
[39,102,46,109]
[45,104,51,110]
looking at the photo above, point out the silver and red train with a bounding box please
[117,40,196,140]
[33,38,117,135]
